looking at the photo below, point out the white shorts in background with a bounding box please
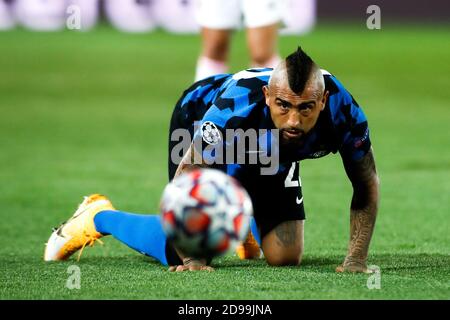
[195,0,284,30]
[13,0,66,31]
[280,0,316,35]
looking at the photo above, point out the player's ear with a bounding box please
[263,85,270,105]
[321,91,329,110]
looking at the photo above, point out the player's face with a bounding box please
[263,84,329,145]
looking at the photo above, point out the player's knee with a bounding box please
[201,34,230,61]
[203,44,229,61]
[251,54,273,67]
[265,249,303,267]
[250,50,279,68]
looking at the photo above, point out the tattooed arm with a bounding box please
[336,148,380,273]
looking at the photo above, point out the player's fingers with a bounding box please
[363,267,374,274]
[168,266,177,272]
[187,265,214,272]
[346,263,368,273]
[188,264,203,271]
[335,265,345,273]
[201,266,215,272]
[176,265,188,272]
[336,263,370,273]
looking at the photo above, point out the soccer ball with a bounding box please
[160,169,253,259]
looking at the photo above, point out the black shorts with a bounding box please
[237,162,306,239]
[165,99,305,264]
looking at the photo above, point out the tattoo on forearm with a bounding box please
[344,149,379,263]
[275,221,299,247]
[348,202,378,261]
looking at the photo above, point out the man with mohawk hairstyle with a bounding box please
[44,47,379,274]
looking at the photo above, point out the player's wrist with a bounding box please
[343,255,367,267]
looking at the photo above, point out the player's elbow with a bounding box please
[370,173,380,199]
[374,174,380,189]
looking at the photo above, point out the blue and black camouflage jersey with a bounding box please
[169,68,372,231]
[171,68,371,171]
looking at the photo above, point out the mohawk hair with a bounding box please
[285,47,316,94]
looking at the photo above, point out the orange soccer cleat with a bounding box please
[235,231,261,260]
[44,194,115,261]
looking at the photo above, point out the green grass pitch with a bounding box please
[0,24,449,300]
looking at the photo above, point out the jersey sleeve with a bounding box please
[328,76,372,162]
[192,112,227,166]
[191,97,244,167]
[192,72,267,166]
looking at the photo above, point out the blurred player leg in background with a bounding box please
[0,0,15,30]
[104,0,155,33]
[195,28,232,80]
[194,0,283,81]
[194,0,239,80]
[13,0,66,31]
[243,0,282,68]
[245,24,280,68]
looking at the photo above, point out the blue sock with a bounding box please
[94,210,169,266]
[250,218,261,246]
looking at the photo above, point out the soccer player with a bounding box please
[44,47,379,273]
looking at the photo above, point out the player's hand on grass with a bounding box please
[168,258,214,272]
[336,257,373,273]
